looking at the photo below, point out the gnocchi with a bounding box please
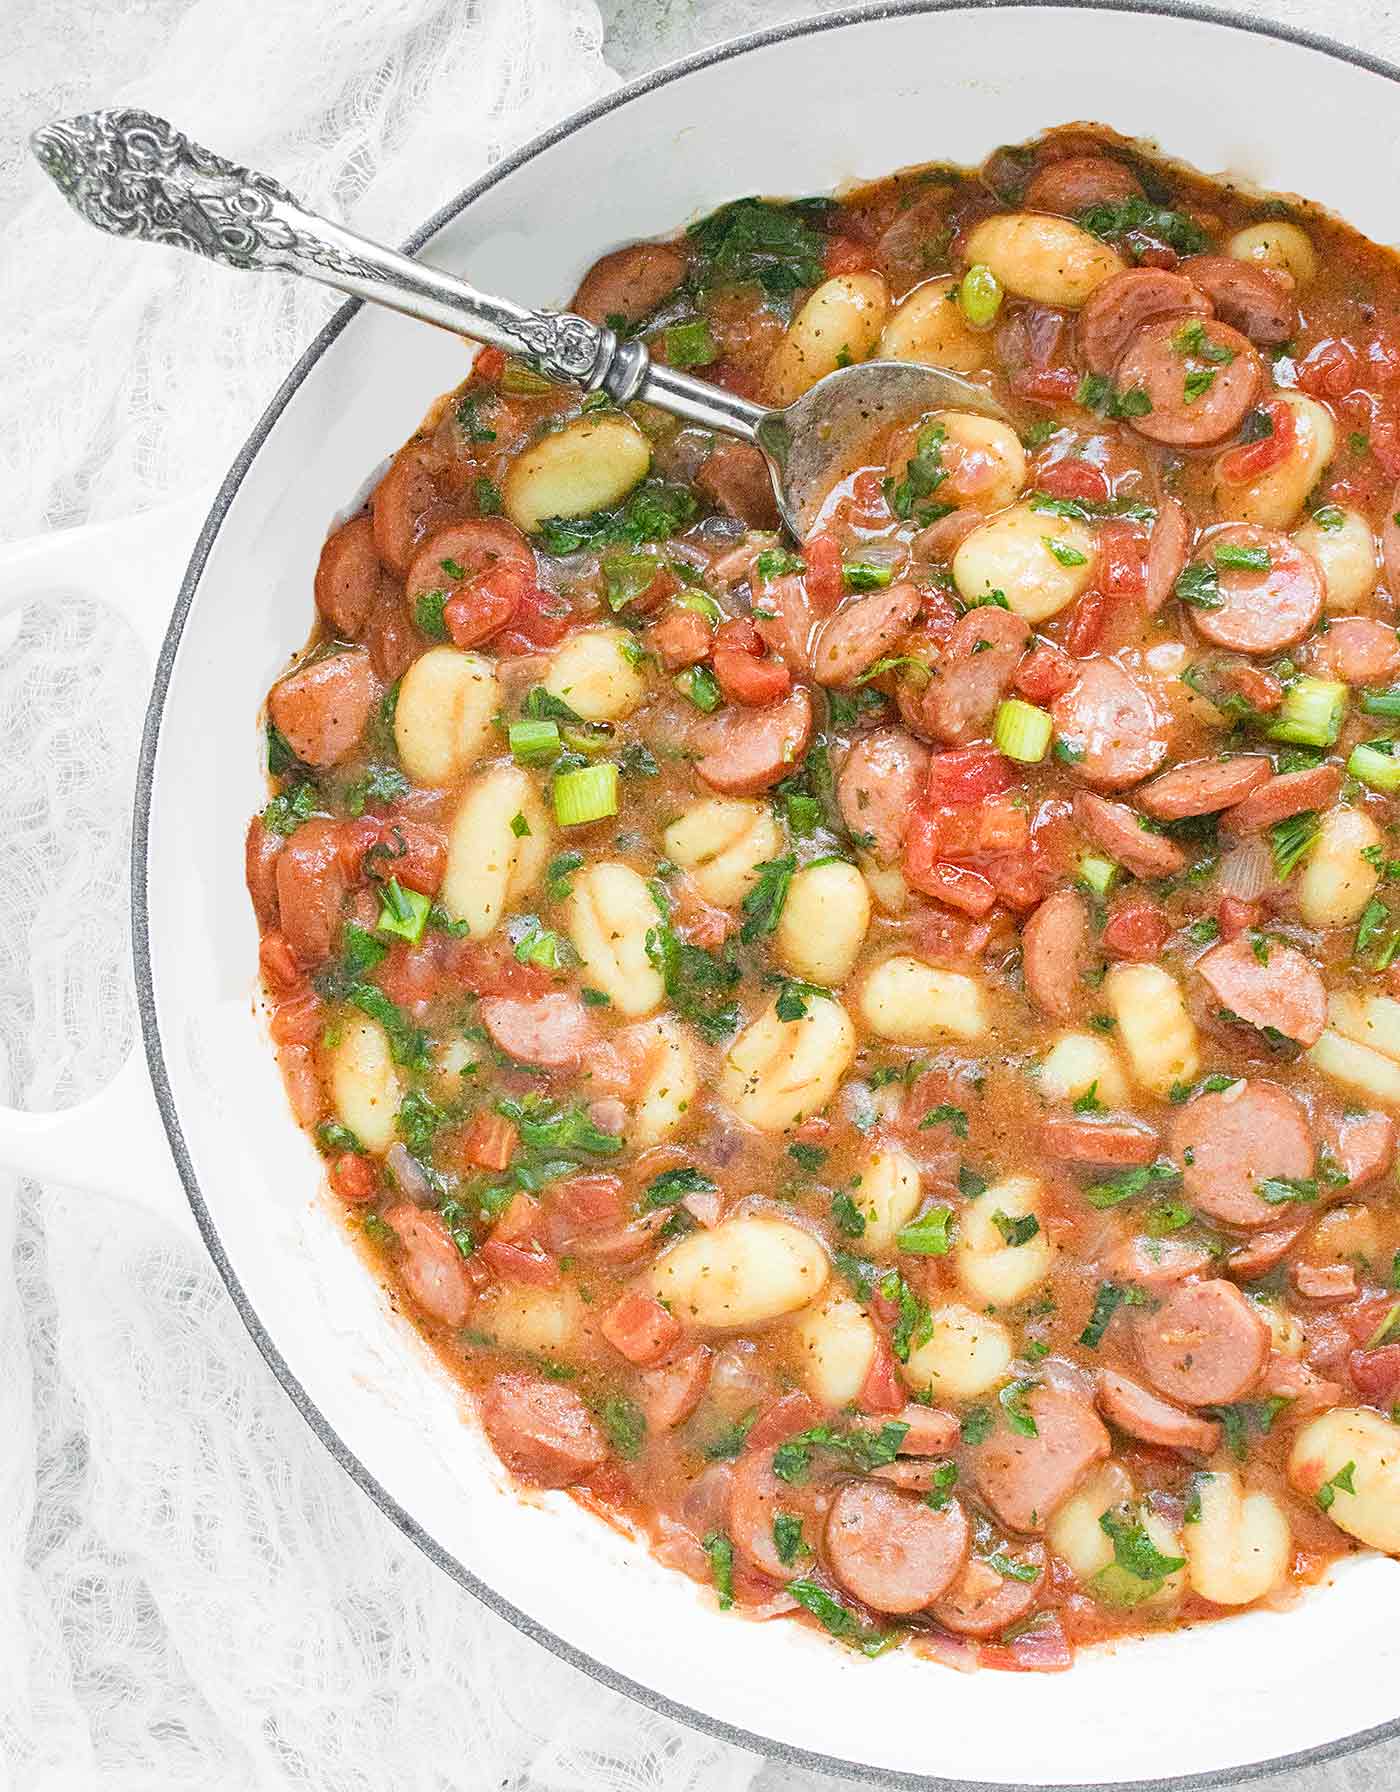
[901,1302,1014,1400]
[790,1294,878,1407]
[626,1014,699,1147]
[961,213,1124,307]
[850,1144,923,1253]
[1290,1408,1400,1552]
[393,646,498,785]
[1104,964,1200,1096]
[439,763,553,934]
[1293,505,1377,611]
[763,273,890,405]
[503,412,651,533]
[1038,1032,1129,1108]
[1183,1471,1291,1607]
[878,276,988,373]
[1227,221,1318,286]
[954,1175,1057,1307]
[1296,805,1382,929]
[662,798,784,908]
[566,861,665,1016]
[1214,392,1337,530]
[545,626,648,721]
[952,501,1096,622]
[719,993,856,1131]
[477,1283,588,1357]
[329,1017,400,1153]
[859,956,988,1044]
[650,1216,829,1328]
[924,410,1027,513]
[775,858,871,986]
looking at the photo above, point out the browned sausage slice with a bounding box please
[315,514,382,638]
[1222,763,1343,835]
[824,1480,970,1614]
[971,1385,1110,1532]
[639,1345,712,1431]
[1136,755,1271,820]
[837,728,930,863]
[930,1545,1046,1637]
[268,649,377,767]
[1181,255,1299,345]
[1095,1368,1223,1455]
[1384,480,1400,602]
[570,240,689,328]
[1039,1116,1160,1167]
[1052,659,1170,790]
[479,1370,608,1487]
[1077,270,1212,377]
[1114,317,1263,447]
[1317,1108,1397,1188]
[1024,155,1143,217]
[812,582,922,687]
[1293,1261,1359,1301]
[1171,1079,1315,1229]
[364,588,418,682]
[404,518,535,608]
[1135,1278,1270,1406]
[274,817,346,965]
[693,685,813,795]
[1186,527,1323,655]
[694,441,781,530]
[1195,935,1327,1047]
[371,442,450,577]
[1304,616,1400,686]
[1074,792,1187,879]
[384,1205,472,1327]
[917,606,1031,745]
[245,815,283,930]
[1226,1222,1305,1282]
[728,1450,802,1579]
[897,1403,961,1456]
[1144,495,1192,615]
[1022,887,1092,1021]
[479,993,596,1069]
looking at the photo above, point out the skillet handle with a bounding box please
[0,498,210,1236]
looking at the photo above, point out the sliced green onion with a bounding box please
[553,762,619,827]
[375,877,431,944]
[1078,851,1119,898]
[508,718,562,764]
[842,559,896,592]
[994,698,1053,764]
[1348,740,1400,794]
[1267,676,1347,748]
[675,587,722,625]
[675,665,723,713]
[663,319,717,368]
[602,552,661,613]
[1360,686,1400,718]
[958,263,1003,329]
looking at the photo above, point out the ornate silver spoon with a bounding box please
[30,108,1008,538]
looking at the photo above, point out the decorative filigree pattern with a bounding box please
[31,109,378,279]
[511,311,607,384]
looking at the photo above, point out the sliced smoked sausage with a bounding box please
[824,1480,970,1614]
[1195,935,1327,1047]
[1039,1116,1160,1166]
[570,240,689,328]
[1170,1079,1316,1229]
[1114,317,1263,448]
[404,519,535,608]
[1095,1368,1223,1455]
[729,1449,804,1579]
[1317,1108,1397,1189]
[694,442,781,530]
[1304,616,1400,686]
[693,685,813,795]
[812,582,922,687]
[1077,269,1212,377]
[479,993,596,1069]
[268,649,377,767]
[837,728,929,863]
[1144,496,1192,615]
[1136,755,1271,820]
[1222,763,1344,833]
[314,513,382,638]
[917,606,1030,745]
[384,1205,472,1328]
[1182,254,1299,345]
[1021,887,1092,1021]
[1024,155,1143,217]
[245,815,283,930]
[479,1370,608,1486]
[1134,1278,1271,1406]
[274,817,347,966]
[1186,527,1323,655]
[1052,659,1170,790]
[971,1385,1110,1533]
[930,1545,1046,1637]
[1074,792,1187,879]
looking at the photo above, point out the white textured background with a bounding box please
[3,1,1399,1787]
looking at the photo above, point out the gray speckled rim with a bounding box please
[131,4,1400,1785]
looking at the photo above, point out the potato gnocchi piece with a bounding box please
[1307,1202,1380,1269]
[1289,1408,1400,1553]
[329,1017,401,1154]
[900,1302,1014,1401]
[954,1175,1057,1307]
[1256,1297,1306,1359]
[1307,1028,1400,1107]
[962,213,1124,307]
[544,626,648,722]
[852,1144,923,1253]
[1227,221,1318,286]
[952,501,1095,623]
[858,854,913,917]
[925,409,1028,513]
[1327,992,1400,1062]
[430,1033,482,1103]
[1104,963,1199,1096]
[1214,392,1337,530]
[476,1282,588,1357]
[662,799,784,909]
[775,859,870,986]
[627,1014,699,1147]
[1184,1471,1291,1606]
[859,955,987,1044]
[1038,1032,1129,1108]
[790,1294,878,1407]
[763,272,890,405]
[1048,1463,1136,1581]
[650,1216,829,1328]
[1293,506,1377,612]
[393,646,498,786]
[719,993,856,1132]
[566,861,665,1017]
[503,412,651,533]
[439,763,553,935]
[879,275,988,373]
[1296,806,1382,929]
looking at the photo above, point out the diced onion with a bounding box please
[1217,839,1274,901]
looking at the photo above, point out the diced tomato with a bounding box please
[1217,896,1262,941]
[803,532,844,610]
[373,939,444,1007]
[858,1338,905,1415]
[746,1390,819,1453]
[329,1152,378,1204]
[903,810,942,892]
[259,930,302,993]
[851,469,889,521]
[1096,519,1147,597]
[1066,590,1106,657]
[503,583,573,648]
[460,1109,517,1172]
[1297,337,1359,400]
[1014,639,1075,704]
[1033,457,1109,504]
[823,234,873,276]
[443,560,527,648]
[648,605,713,670]
[979,794,1032,854]
[1218,660,1283,713]
[372,817,446,896]
[473,346,507,383]
[1349,1343,1400,1406]
[1101,899,1172,961]
[909,857,998,917]
[480,1238,560,1286]
[923,747,1016,807]
[979,1615,1074,1674]
[268,990,323,1046]
[711,617,792,706]
[552,1173,626,1229]
[983,846,1043,910]
[1370,405,1400,479]
[600,1289,683,1366]
[1217,396,1295,484]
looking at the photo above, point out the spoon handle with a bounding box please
[31,107,766,441]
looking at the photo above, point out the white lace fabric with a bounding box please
[1,0,1398,1785]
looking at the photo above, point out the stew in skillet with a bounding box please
[246,126,1400,1670]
